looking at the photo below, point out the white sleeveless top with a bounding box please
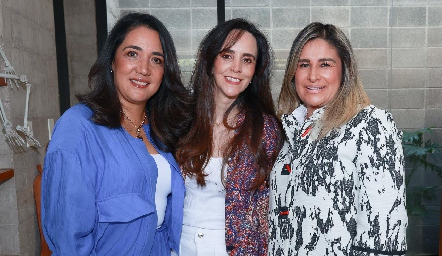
[151,154,172,228]
[183,157,226,229]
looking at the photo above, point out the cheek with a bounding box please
[154,66,165,77]
[212,59,224,74]
[245,65,256,78]
[326,71,342,90]
[114,58,130,74]
[294,69,304,82]
[294,76,303,92]
[294,82,303,97]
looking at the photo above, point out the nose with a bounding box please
[308,67,320,82]
[230,59,242,73]
[137,60,151,76]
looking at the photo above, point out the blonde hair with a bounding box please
[278,22,370,138]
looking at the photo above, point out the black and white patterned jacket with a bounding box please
[268,105,407,256]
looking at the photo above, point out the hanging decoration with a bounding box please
[0,44,40,148]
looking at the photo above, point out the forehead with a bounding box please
[222,30,258,55]
[300,38,339,58]
[120,26,163,51]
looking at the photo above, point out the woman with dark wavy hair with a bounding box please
[175,18,283,255]
[269,22,407,256]
[41,13,191,255]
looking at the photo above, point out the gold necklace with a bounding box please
[214,121,223,126]
[121,111,147,140]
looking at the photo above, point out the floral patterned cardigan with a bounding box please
[224,113,281,256]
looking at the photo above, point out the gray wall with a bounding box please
[107,0,442,139]
[64,0,97,106]
[0,0,59,255]
[0,0,97,255]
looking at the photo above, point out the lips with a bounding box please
[225,76,241,83]
[307,86,325,91]
[130,79,148,87]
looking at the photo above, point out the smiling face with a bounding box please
[212,30,258,106]
[112,26,164,109]
[295,38,343,118]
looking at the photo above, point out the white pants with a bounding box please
[180,225,229,256]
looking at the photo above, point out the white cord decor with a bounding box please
[0,44,40,148]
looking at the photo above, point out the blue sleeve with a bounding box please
[41,149,97,255]
[166,157,185,254]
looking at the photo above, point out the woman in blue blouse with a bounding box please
[41,13,191,255]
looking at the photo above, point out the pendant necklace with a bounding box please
[121,111,147,141]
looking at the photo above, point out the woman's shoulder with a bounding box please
[352,105,401,137]
[53,104,95,134]
[49,104,96,150]
[58,104,93,123]
[358,105,397,124]
[261,113,283,150]
[262,113,281,133]
[262,113,279,125]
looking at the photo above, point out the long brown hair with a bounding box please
[77,13,192,153]
[175,18,282,190]
[278,22,370,138]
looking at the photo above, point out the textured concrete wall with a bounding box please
[0,0,58,255]
[64,0,97,106]
[106,1,442,139]
[0,0,96,254]
[108,1,442,255]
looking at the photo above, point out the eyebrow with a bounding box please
[123,45,164,57]
[222,49,256,60]
[298,58,336,63]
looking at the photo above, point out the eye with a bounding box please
[321,61,331,67]
[220,53,233,60]
[298,62,309,68]
[127,51,138,58]
[152,57,164,65]
[242,57,254,64]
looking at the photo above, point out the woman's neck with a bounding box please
[121,104,147,125]
[213,100,237,124]
[212,105,238,157]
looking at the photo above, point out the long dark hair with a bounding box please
[77,12,191,152]
[176,18,282,190]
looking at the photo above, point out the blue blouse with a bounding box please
[41,104,185,255]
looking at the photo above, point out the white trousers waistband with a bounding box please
[181,225,225,243]
[180,225,228,256]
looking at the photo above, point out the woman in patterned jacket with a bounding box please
[268,22,407,256]
[175,18,283,255]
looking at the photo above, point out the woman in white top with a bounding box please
[176,18,282,256]
[268,22,407,256]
